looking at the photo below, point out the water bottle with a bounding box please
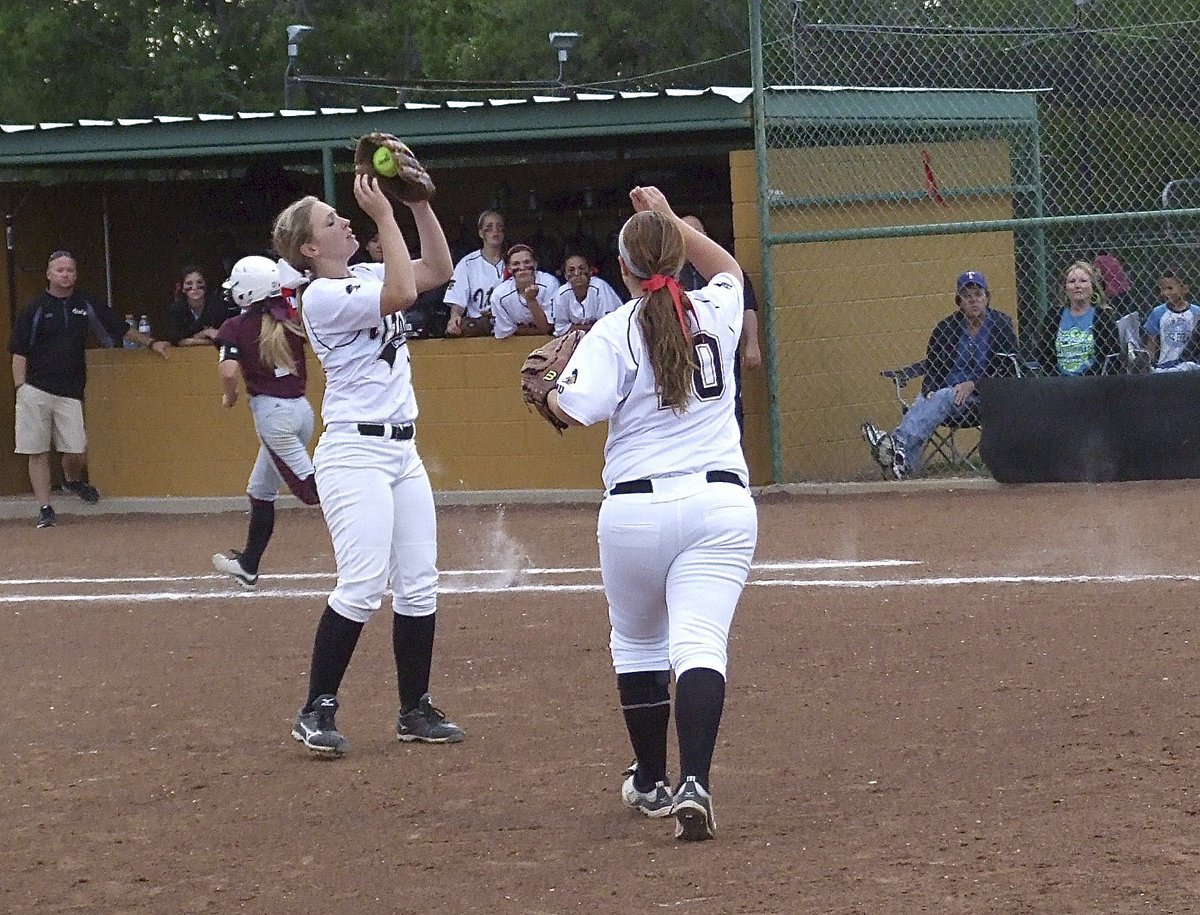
[124,315,138,349]
[138,315,151,336]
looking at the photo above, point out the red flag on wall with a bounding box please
[922,149,948,207]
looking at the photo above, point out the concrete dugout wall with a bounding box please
[83,330,771,497]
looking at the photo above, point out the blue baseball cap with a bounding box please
[956,271,988,292]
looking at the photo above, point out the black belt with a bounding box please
[608,470,745,496]
[357,423,415,441]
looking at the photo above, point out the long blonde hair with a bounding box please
[257,305,305,376]
[1064,259,1111,311]
[264,195,324,372]
[621,212,694,412]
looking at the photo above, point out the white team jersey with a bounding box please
[555,271,746,489]
[301,262,417,425]
[443,249,505,317]
[491,272,561,339]
[551,278,624,336]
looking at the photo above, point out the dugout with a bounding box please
[0,87,1036,497]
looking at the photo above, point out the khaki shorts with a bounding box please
[14,384,86,455]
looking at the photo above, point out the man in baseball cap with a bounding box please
[861,269,1018,479]
[957,270,988,292]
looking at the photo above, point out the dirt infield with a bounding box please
[4,482,1200,914]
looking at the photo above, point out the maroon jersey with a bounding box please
[216,309,307,399]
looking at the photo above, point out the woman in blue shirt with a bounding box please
[1038,260,1119,376]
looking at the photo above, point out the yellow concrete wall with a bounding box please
[731,142,1018,481]
[0,154,767,495]
[83,333,773,497]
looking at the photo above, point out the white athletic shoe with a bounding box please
[860,421,895,470]
[212,550,258,590]
[621,774,674,818]
[890,442,911,480]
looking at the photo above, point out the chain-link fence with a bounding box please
[748,0,1200,481]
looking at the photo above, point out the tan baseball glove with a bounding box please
[520,330,585,433]
[353,133,436,204]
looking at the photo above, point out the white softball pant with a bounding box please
[247,395,315,501]
[313,428,438,623]
[598,473,757,678]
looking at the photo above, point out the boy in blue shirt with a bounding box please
[1143,269,1200,372]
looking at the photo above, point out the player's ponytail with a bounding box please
[257,302,304,377]
[619,212,694,412]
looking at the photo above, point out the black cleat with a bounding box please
[397,694,464,743]
[291,694,348,757]
[62,480,100,503]
[672,776,716,841]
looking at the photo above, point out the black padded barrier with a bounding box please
[979,373,1200,483]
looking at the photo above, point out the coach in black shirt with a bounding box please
[9,250,169,528]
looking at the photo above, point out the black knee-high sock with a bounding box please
[393,613,436,711]
[240,497,275,574]
[618,670,671,788]
[305,605,364,709]
[674,667,726,791]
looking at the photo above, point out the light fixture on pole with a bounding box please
[284,24,315,109]
[548,31,581,87]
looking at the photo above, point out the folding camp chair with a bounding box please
[1102,312,1151,374]
[875,353,1026,476]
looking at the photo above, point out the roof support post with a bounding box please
[322,146,335,206]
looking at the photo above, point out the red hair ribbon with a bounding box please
[643,274,692,338]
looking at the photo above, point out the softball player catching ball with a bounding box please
[272,175,461,757]
[211,256,319,590]
[546,186,757,840]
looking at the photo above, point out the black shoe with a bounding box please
[291,694,348,756]
[672,776,716,841]
[36,505,56,529]
[62,480,100,504]
[397,694,465,743]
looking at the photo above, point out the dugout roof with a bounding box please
[0,87,1037,180]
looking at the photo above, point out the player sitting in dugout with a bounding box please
[551,250,623,336]
[490,244,560,338]
[861,270,1019,480]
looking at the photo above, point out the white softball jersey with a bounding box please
[555,271,747,490]
[491,272,561,339]
[551,278,624,336]
[443,249,505,317]
[301,262,417,425]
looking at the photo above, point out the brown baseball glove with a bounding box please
[353,133,436,204]
[520,330,585,433]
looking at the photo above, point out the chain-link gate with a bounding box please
[748,0,1200,482]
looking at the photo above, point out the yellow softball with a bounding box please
[372,146,399,178]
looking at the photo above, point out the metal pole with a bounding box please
[102,189,114,308]
[1071,0,1095,248]
[749,0,784,484]
[6,200,16,328]
[322,147,335,206]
